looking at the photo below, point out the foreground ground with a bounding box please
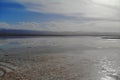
[0,49,120,80]
[0,37,120,80]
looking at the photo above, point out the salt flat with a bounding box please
[0,36,120,80]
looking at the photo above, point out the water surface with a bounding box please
[0,36,120,80]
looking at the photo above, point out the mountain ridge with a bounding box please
[0,28,120,36]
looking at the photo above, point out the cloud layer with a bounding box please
[0,20,120,32]
[13,0,120,20]
[1,0,120,32]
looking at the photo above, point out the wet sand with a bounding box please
[0,37,120,80]
[0,49,120,80]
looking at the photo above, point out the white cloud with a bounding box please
[2,0,119,32]
[0,22,43,30]
[0,23,10,29]
[0,20,120,32]
[13,0,120,20]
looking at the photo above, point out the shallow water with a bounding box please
[0,36,120,53]
[0,36,120,80]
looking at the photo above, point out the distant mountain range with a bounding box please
[0,28,120,37]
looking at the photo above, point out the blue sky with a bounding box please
[0,0,120,32]
[0,0,69,23]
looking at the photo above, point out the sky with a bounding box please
[0,0,120,32]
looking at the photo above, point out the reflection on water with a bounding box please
[0,36,120,80]
[0,36,120,53]
[101,76,115,80]
[99,57,120,80]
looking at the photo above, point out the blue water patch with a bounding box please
[0,42,23,49]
